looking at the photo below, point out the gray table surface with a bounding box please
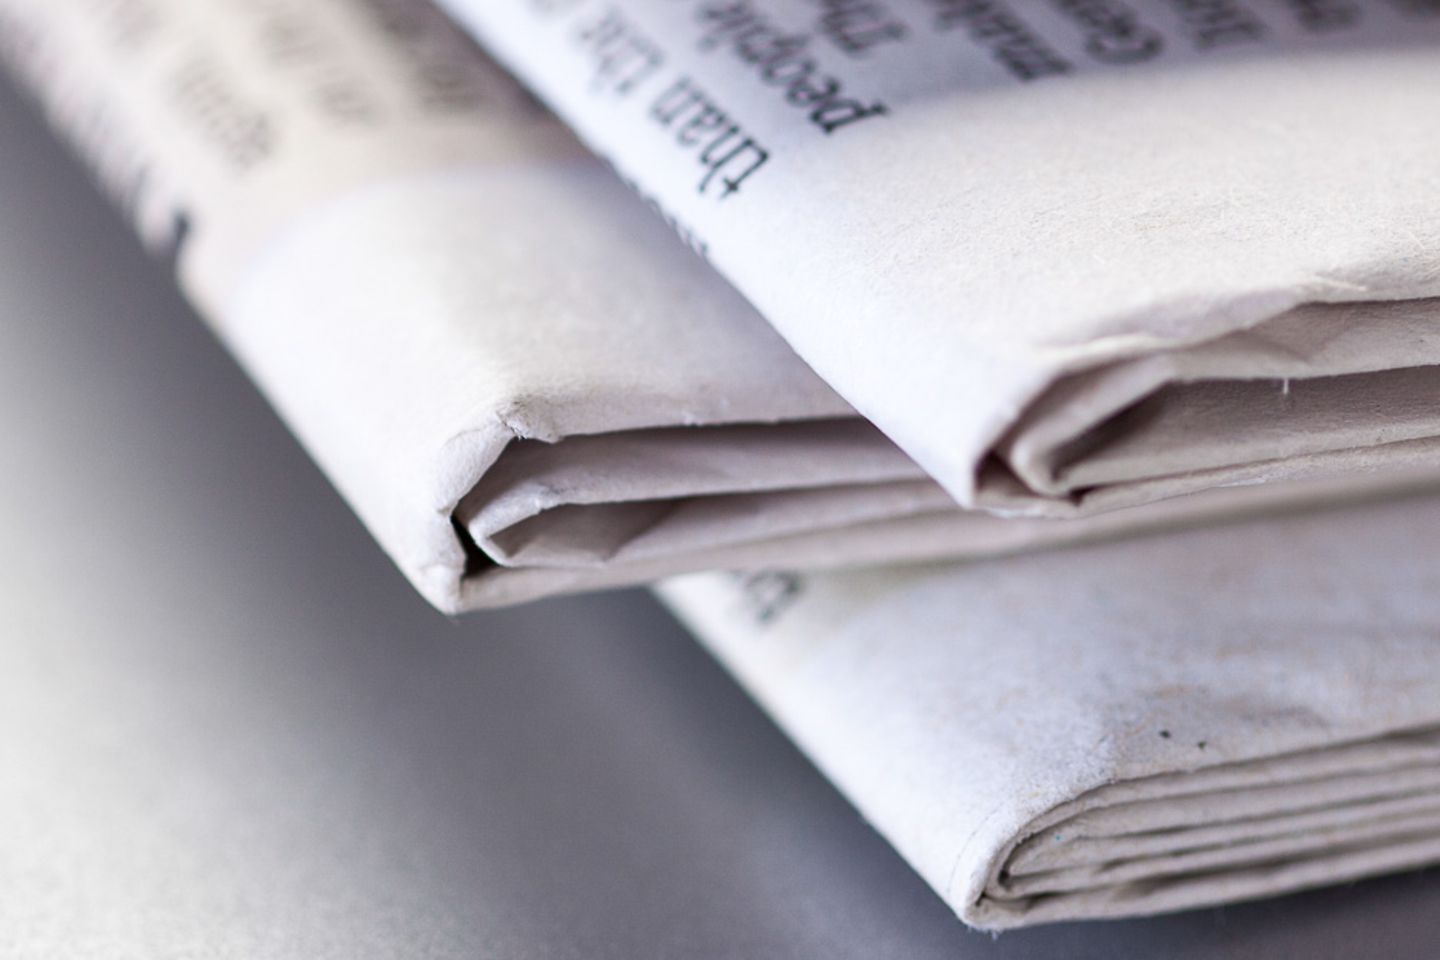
[1,75,1437,959]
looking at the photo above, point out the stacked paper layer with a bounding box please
[664,496,1440,928]
[6,0,1440,609]
[3,0,1440,931]
[443,0,1440,521]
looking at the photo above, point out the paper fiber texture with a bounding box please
[661,494,1440,928]
[442,0,1440,518]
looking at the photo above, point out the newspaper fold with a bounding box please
[11,0,1426,609]
[661,493,1440,928]
[442,0,1440,519]
[0,0,907,609]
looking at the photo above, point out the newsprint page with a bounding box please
[445,0,1440,521]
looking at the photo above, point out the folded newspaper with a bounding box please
[662,493,1440,928]
[444,0,1440,519]
[9,0,1421,610]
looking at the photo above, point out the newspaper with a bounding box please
[441,0,1440,519]
[0,0,916,610]
[9,0,1425,610]
[661,492,1440,928]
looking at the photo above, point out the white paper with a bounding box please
[0,0,905,608]
[442,0,1440,518]
[661,493,1440,928]
[11,0,1439,611]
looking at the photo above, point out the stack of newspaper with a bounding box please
[4,0,1440,929]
